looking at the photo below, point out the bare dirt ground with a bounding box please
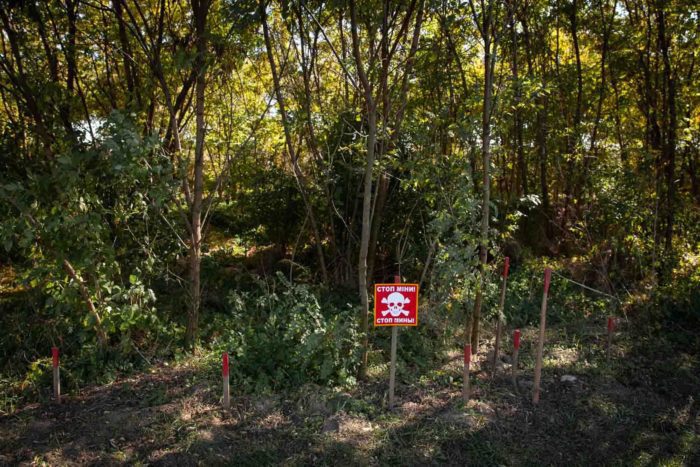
[1,324,699,466]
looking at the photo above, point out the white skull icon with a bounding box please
[381,292,411,317]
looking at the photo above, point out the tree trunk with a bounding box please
[508,2,526,196]
[366,173,389,283]
[570,1,583,141]
[358,107,377,379]
[294,4,340,282]
[566,0,583,224]
[113,0,140,107]
[350,0,378,380]
[589,1,614,163]
[261,1,329,284]
[657,6,676,263]
[185,0,210,350]
[471,1,497,353]
[521,7,551,235]
[610,72,627,163]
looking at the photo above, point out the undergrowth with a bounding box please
[2,251,699,416]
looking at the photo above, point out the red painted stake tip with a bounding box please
[464,345,472,364]
[513,329,521,350]
[503,257,510,278]
[394,275,401,284]
[607,317,615,332]
[51,347,59,368]
[222,352,229,377]
[544,267,552,294]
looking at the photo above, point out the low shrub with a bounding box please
[204,272,361,391]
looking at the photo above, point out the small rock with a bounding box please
[560,375,577,383]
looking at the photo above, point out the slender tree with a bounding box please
[469,0,501,352]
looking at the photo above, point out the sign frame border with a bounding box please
[373,283,420,327]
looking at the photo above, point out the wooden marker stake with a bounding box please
[532,267,551,405]
[493,257,510,374]
[222,352,230,409]
[512,329,521,391]
[388,275,401,409]
[463,344,471,402]
[606,316,615,359]
[52,346,60,404]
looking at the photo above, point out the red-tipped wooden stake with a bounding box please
[52,347,61,404]
[222,352,230,409]
[533,267,551,405]
[463,344,472,402]
[606,316,615,359]
[512,329,521,390]
[493,257,511,374]
[388,275,402,410]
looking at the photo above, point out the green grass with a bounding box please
[1,314,699,466]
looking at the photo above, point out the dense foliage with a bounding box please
[0,0,698,404]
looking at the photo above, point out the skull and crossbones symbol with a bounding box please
[381,292,411,317]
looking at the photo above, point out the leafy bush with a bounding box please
[653,248,700,328]
[504,259,617,329]
[1,111,181,346]
[0,112,183,407]
[204,273,360,391]
[208,165,304,247]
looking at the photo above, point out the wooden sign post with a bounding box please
[493,257,510,373]
[374,275,419,410]
[388,326,398,408]
[512,329,521,390]
[51,346,61,404]
[222,352,230,409]
[463,344,472,402]
[532,267,551,405]
[389,275,401,409]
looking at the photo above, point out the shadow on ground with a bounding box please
[1,323,698,466]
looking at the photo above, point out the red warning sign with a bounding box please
[374,283,419,326]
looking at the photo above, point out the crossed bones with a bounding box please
[381,292,411,317]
